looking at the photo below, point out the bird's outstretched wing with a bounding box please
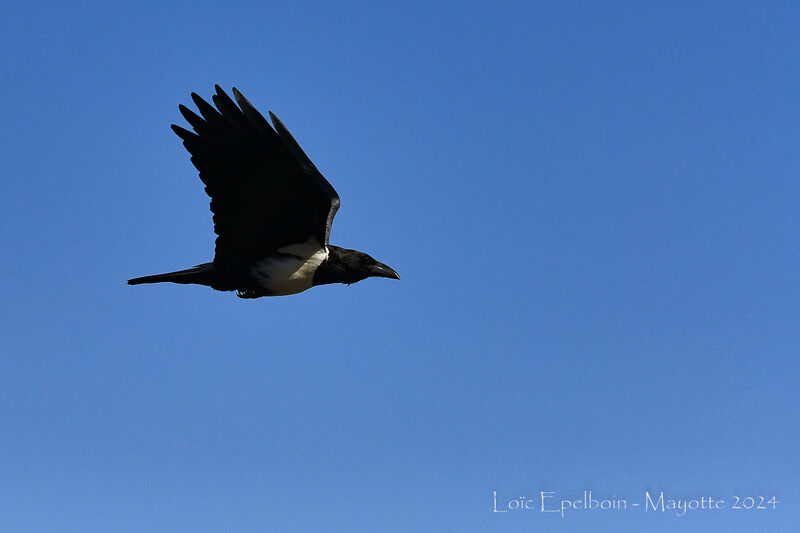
[171,85,340,265]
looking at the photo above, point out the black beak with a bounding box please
[370,261,401,280]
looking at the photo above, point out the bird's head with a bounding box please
[320,246,401,286]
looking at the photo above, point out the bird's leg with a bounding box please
[236,289,265,299]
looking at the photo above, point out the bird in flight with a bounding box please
[128,85,400,298]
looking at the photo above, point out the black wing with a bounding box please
[170,85,340,265]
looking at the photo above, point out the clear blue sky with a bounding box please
[1,1,798,532]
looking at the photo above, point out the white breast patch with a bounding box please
[250,240,329,296]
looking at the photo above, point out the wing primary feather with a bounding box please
[213,85,256,135]
[268,111,320,174]
[190,92,220,121]
[179,103,231,147]
[171,124,196,141]
[268,111,340,211]
[232,87,274,137]
[171,125,223,173]
[190,92,240,140]
[178,104,206,131]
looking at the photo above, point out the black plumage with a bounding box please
[128,86,399,298]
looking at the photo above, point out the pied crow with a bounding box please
[128,85,399,298]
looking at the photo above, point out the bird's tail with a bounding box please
[127,263,215,286]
